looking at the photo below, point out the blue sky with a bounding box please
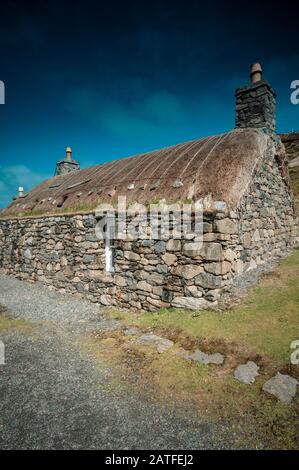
[0,0,298,207]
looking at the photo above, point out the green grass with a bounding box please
[107,247,299,362]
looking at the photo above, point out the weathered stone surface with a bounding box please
[171,297,213,310]
[138,333,174,353]
[153,241,166,254]
[99,294,116,306]
[215,218,238,234]
[124,327,140,336]
[161,253,177,266]
[223,249,236,263]
[194,272,222,289]
[147,272,164,285]
[262,372,298,404]
[124,251,140,262]
[200,243,222,261]
[82,254,96,263]
[172,264,204,280]
[242,232,252,249]
[185,349,224,365]
[114,275,127,287]
[183,242,203,257]
[185,285,203,298]
[166,239,181,251]
[24,248,33,260]
[234,361,259,384]
[233,259,244,274]
[205,261,231,275]
[146,297,169,309]
[136,280,152,293]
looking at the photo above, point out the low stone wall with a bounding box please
[0,211,296,312]
[0,211,242,311]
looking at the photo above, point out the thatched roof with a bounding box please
[1,128,270,217]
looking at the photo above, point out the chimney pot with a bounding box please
[250,63,262,84]
[65,146,72,161]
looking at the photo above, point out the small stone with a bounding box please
[114,275,127,287]
[83,254,96,263]
[242,232,252,249]
[147,272,164,285]
[215,218,238,234]
[185,285,203,298]
[234,361,259,384]
[166,239,181,251]
[136,280,152,293]
[138,333,174,353]
[223,248,236,262]
[233,259,244,274]
[200,242,222,261]
[194,272,222,289]
[124,327,140,336]
[100,294,115,306]
[146,297,169,309]
[205,261,231,275]
[161,253,177,266]
[183,242,203,257]
[124,251,141,262]
[171,297,213,310]
[24,248,33,259]
[262,372,298,404]
[186,349,224,365]
[153,241,166,254]
[172,264,204,280]
[75,219,84,229]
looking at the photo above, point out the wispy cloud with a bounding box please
[0,165,50,208]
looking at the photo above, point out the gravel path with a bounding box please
[0,274,236,449]
[0,274,121,333]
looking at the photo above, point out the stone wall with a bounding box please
[236,136,297,269]
[281,132,299,214]
[0,137,297,311]
[0,211,237,311]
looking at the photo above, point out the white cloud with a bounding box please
[0,165,50,208]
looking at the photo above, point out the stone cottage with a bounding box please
[0,64,297,311]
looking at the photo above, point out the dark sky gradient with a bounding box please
[0,0,298,207]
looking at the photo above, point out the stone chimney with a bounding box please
[55,146,80,176]
[235,63,276,133]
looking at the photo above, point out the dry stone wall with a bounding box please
[0,212,237,311]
